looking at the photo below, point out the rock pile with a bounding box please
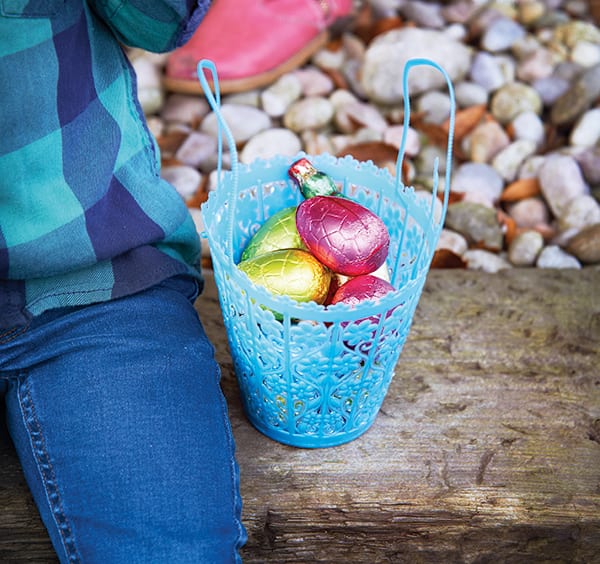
[129,0,600,271]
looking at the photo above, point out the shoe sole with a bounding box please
[163,30,330,95]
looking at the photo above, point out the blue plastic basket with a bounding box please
[199,59,455,448]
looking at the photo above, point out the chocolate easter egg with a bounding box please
[238,248,331,305]
[331,274,395,308]
[332,261,391,294]
[331,275,396,329]
[241,206,306,261]
[296,195,390,276]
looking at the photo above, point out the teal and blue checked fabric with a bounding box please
[0,1,211,328]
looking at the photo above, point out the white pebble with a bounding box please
[536,245,582,269]
[463,249,512,273]
[508,230,545,266]
[240,128,302,164]
[161,94,210,124]
[570,40,600,67]
[283,96,335,132]
[174,131,218,169]
[436,229,469,255]
[492,139,537,182]
[538,154,589,217]
[569,109,600,147]
[454,81,489,107]
[510,111,545,147]
[201,104,271,145]
[518,155,546,179]
[558,194,600,237]
[443,23,468,42]
[516,48,555,82]
[335,101,388,134]
[293,67,335,97]
[312,45,346,70]
[383,125,421,156]
[533,76,570,106]
[261,74,303,118]
[301,130,335,155]
[451,162,504,205]
[470,52,507,92]
[415,91,452,125]
[507,197,550,228]
[329,88,360,112]
[481,17,526,52]
[467,120,511,164]
[161,165,202,200]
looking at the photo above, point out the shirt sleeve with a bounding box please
[87,0,211,52]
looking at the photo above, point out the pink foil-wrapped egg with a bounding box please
[330,274,395,308]
[296,196,390,276]
[330,275,396,328]
[326,262,391,306]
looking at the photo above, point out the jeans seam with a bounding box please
[18,376,82,563]
[0,323,29,345]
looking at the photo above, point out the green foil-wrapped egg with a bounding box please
[241,206,306,262]
[238,248,331,305]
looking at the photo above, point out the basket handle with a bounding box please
[197,59,240,256]
[197,58,456,252]
[395,58,455,228]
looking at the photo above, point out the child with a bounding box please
[0,1,246,562]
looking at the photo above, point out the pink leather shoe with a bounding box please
[164,0,355,94]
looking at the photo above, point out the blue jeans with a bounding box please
[0,276,246,563]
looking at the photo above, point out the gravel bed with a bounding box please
[129,0,600,272]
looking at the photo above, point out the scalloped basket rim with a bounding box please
[202,151,441,323]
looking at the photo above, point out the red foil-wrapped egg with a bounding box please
[296,196,390,276]
[330,275,396,333]
[330,274,395,308]
[326,263,391,306]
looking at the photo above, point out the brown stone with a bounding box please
[566,222,600,263]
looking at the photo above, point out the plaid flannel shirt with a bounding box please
[0,0,211,328]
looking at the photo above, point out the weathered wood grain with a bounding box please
[1,268,599,562]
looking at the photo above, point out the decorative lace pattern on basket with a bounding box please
[198,59,455,447]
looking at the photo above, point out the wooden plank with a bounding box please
[0,408,57,561]
[208,267,600,563]
[1,268,599,562]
